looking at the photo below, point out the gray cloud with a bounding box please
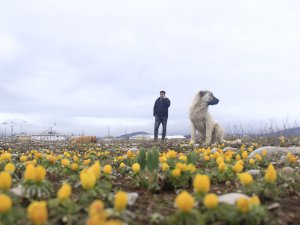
[0,0,300,136]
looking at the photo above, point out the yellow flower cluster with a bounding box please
[57,183,72,201]
[132,163,140,173]
[287,152,297,164]
[232,161,243,173]
[80,170,96,190]
[5,163,15,173]
[203,193,218,209]
[238,172,253,186]
[0,152,12,161]
[103,165,112,175]
[0,194,12,213]
[0,172,12,190]
[264,164,277,183]
[24,164,46,183]
[193,174,210,194]
[175,191,195,213]
[87,200,123,225]
[236,195,261,213]
[27,201,48,225]
[114,191,128,213]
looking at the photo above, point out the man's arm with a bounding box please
[163,98,171,107]
[153,100,157,116]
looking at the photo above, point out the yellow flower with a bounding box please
[88,200,105,217]
[249,158,255,165]
[179,155,187,162]
[127,150,133,158]
[35,166,46,182]
[166,150,177,158]
[287,154,297,164]
[61,158,70,167]
[73,155,79,162]
[0,172,12,190]
[232,162,243,173]
[47,155,57,164]
[83,159,91,166]
[264,164,277,183]
[162,163,169,171]
[193,174,210,194]
[225,156,232,163]
[114,191,127,212]
[119,162,126,168]
[216,157,224,165]
[187,164,196,173]
[175,191,195,213]
[242,151,248,159]
[255,154,262,161]
[89,161,101,179]
[20,155,28,162]
[103,165,112,175]
[24,164,36,181]
[204,155,210,161]
[262,150,267,157]
[171,168,181,177]
[71,163,79,171]
[159,156,167,163]
[176,163,187,171]
[218,162,227,172]
[236,154,241,160]
[1,152,12,161]
[34,152,42,160]
[236,197,250,213]
[132,163,140,173]
[203,193,218,209]
[80,170,96,190]
[249,195,260,206]
[27,201,48,225]
[57,183,71,201]
[4,163,15,173]
[238,173,253,186]
[0,194,12,213]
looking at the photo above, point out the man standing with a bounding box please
[153,90,171,142]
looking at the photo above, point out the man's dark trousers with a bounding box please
[154,116,168,141]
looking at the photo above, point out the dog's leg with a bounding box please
[190,122,196,144]
[204,122,213,145]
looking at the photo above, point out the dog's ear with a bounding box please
[199,91,205,97]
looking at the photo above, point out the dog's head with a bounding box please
[199,90,220,105]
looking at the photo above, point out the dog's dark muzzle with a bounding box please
[208,97,219,105]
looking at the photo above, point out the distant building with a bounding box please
[16,135,31,142]
[31,134,67,141]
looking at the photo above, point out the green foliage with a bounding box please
[137,149,147,170]
[167,210,204,225]
[187,151,199,165]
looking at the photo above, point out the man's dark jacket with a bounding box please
[153,98,171,117]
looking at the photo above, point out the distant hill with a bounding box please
[265,127,300,137]
[118,132,150,139]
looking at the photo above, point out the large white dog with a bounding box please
[189,90,224,145]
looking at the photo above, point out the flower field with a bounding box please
[0,139,299,225]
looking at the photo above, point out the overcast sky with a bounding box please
[0,0,300,136]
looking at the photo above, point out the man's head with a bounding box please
[160,90,166,98]
[199,90,219,106]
